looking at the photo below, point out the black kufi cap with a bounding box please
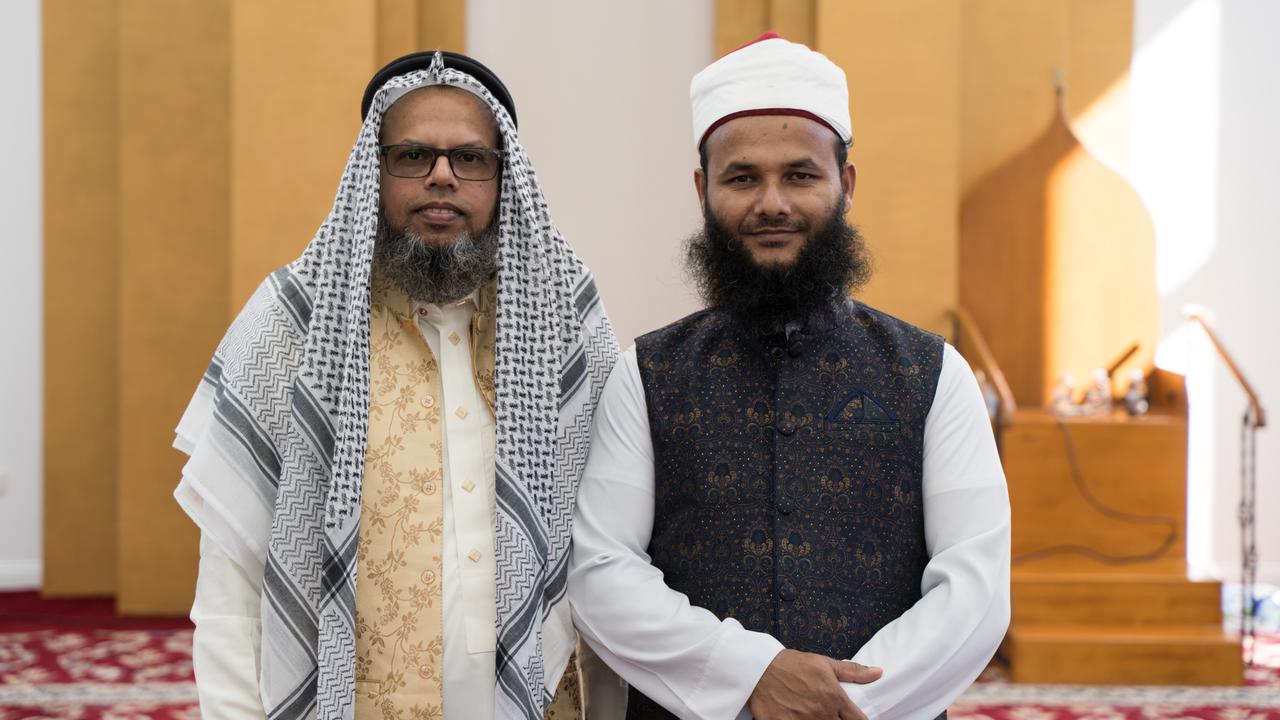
[361,50,517,127]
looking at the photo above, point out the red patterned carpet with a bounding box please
[0,593,196,719]
[950,643,1280,720]
[1,592,1278,718]
[0,628,197,719]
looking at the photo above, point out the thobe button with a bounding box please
[416,307,429,316]
[455,406,469,420]
[779,582,798,602]
[448,331,461,346]
[770,347,784,359]
[461,479,476,493]
[777,419,796,436]
[468,549,482,562]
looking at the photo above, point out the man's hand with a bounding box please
[747,649,881,720]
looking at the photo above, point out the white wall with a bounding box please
[1133,0,1279,584]
[467,0,710,347]
[0,0,43,590]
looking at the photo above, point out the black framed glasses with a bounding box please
[379,144,504,181]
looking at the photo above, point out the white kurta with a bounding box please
[189,295,501,720]
[568,343,1011,720]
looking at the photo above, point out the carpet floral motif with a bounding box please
[0,629,197,719]
[0,625,1277,718]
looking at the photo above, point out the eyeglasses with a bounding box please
[379,144,504,181]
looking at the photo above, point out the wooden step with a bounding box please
[1013,566,1222,626]
[1005,623,1243,685]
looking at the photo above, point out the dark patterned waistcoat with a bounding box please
[626,300,944,719]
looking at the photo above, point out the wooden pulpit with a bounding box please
[956,90,1241,685]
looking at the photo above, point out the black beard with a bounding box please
[373,215,499,305]
[684,204,872,337]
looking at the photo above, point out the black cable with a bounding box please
[1012,415,1180,565]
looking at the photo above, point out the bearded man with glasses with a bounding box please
[174,50,622,720]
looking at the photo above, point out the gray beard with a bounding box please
[373,216,499,305]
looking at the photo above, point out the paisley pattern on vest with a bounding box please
[627,300,943,719]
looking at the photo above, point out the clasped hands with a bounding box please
[747,648,881,720]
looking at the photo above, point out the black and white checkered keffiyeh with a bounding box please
[174,54,618,719]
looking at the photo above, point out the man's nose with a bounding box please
[423,153,458,188]
[754,180,790,216]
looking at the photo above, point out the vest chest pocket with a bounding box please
[824,386,901,435]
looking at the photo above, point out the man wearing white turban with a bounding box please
[570,34,1011,720]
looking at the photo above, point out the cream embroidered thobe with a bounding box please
[354,276,501,719]
[189,276,588,719]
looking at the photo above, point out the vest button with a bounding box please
[777,419,796,436]
[787,344,802,358]
[779,582,798,602]
[777,501,792,515]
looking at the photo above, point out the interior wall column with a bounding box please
[115,0,232,614]
[42,0,121,597]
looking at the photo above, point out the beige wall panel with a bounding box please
[959,0,1063,197]
[417,0,466,53]
[817,0,961,336]
[379,0,420,63]
[117,0,232,614]
[230,1,377,311]
[960,0,1132,197]
[716,0,768,57]
[377,0,467,93]
[715,0,815,57]
[767,0,815,48]
[42,0,120,597]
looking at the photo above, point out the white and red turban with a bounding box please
[691,32,851,148]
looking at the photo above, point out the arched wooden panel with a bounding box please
[959,91,1158,407]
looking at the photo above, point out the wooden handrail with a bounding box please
[1186,311,1267,428]
[949,307,1018,425]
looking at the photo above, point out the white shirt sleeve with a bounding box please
[840,344,1011,719]
[190,533,268,719]
[569,347,785,720]
[568,343,1010,720]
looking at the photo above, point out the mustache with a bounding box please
[740,217,809,234]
